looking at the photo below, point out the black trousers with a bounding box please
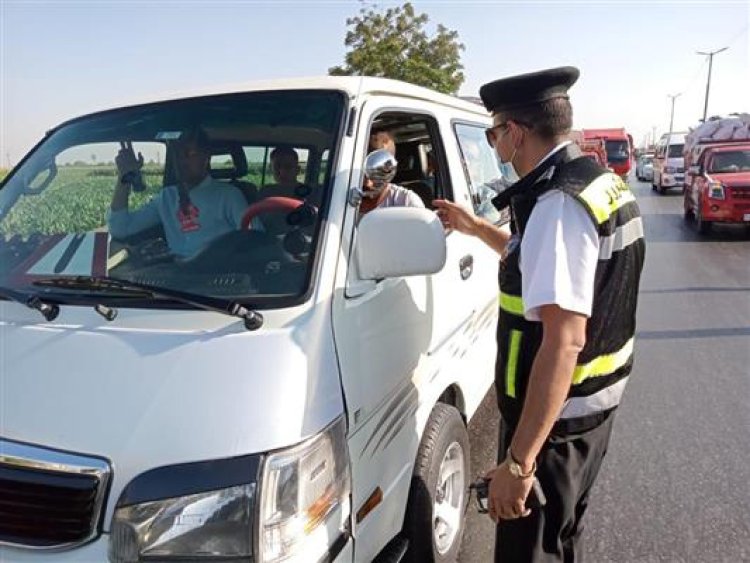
[494,412,616,563]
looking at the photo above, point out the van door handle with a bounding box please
[459,254,473,280]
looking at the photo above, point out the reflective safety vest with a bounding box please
[495,146,646,434]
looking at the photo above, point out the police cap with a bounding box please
[479,66,580,114]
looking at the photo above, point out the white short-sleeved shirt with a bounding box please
[518,145,600,321]
[376,184,425,209]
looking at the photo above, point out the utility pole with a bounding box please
[697,47,728,121]
[668,93,682,137]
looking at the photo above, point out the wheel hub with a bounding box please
[433,441,465,555]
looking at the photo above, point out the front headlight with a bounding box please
[109,484,255,562]
[708,181,725,200]
[258,416,351,563]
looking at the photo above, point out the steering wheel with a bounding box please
[241,196,304,230]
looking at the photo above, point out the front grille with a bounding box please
[730,187,750,200]
[0,439,110,549]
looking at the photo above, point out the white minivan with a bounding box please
[0,77,507,563]
[652,132,687,193]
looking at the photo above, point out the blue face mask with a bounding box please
[495,126,519,183]
[497,147,519,183]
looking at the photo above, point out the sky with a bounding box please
[1,0,748,168]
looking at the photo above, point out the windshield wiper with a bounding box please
[32,276,264,331]
[0,285,60,321]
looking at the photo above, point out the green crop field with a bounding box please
[0,165,162,239]
[0,159,309,240]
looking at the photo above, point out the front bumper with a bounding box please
[0,538,108,562]
[702,201,750,223]
[661,173,684,187]
[0,536,355,563]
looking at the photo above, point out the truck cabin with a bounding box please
[705,146,750,174]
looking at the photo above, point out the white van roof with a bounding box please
[67,76,491,123]
[661,132,687,144]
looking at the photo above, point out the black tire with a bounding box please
[402,403,470,563]
[683,184,695,221]
[683,202,694,221]
[696,205,712,234]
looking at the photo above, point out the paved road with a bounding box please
[458,175,750,563]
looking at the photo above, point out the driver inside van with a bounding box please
[107,128,253,260]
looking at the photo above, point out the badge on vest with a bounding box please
[178,203,201,232]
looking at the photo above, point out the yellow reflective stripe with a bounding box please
[578,173,637,224]
[506,330,522,398]
[499,292,524,316]
[572,337,634,385]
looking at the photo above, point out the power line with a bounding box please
[726,24,748,48]
[679,57,708,96]
[696,47,729,121]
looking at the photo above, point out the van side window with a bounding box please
[367,112,450,208]
[453,123,508,225]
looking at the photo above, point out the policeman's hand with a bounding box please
[484,463,533,522]
[433,199,480,236]
[115,141,144,182]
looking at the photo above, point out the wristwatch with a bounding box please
[505,448,536,479]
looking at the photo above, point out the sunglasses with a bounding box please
[176,146,206,159]
[484,120,532,147]
[273,162,298,171]
[485,123,509,147]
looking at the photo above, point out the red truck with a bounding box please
[583,128,633,179]
[683,140,750,233]
[569,131,609,167]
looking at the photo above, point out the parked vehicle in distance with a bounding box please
[652,132,687,193]
[684,141,750,233]
[636,153,654,181]
[0,76,508,563]
[581,139,608,167]
[570,130,609,168]
[583,128,633,179]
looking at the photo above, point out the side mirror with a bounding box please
[688,165,701,176]
[23,161,58,194]
[364,149,397,189]
[355,207,446,279]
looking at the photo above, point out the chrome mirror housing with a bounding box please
[364,149,398,190]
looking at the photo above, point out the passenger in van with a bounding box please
[108,128,252,260]
[434,67,645,563]
[265,146,311,200]
[369,129,396,156]
[359,131,424,215]
[425,150,437,190]
[358,148,425,215]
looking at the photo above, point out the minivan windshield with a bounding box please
[605,140,630,163]
[0,91,345,307]
[667,144,684,158]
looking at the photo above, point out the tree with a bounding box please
[329,2,465,95]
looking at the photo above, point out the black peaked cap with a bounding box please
[479,66,580,113]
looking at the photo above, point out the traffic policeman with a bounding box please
[433,66,645,561]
